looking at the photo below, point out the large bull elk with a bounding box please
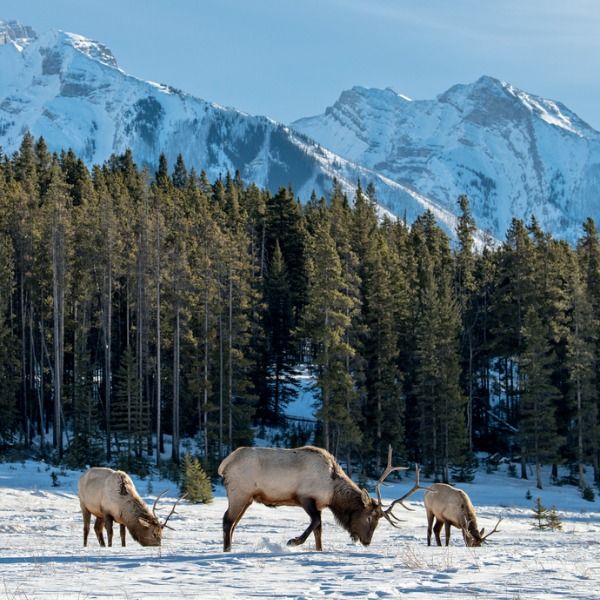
[78,467,184,547]
[218,445,425,552]
[424,482,502,547]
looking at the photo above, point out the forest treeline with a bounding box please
[0,134,599,491]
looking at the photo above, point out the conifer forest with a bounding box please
[1,134,599,491]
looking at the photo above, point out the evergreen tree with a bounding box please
[363,233,403,468]
[455,195,477,452]
[266,187,308,326]
[304,219,356,453]
[263,241,296,423]
[565,261,598,490]
[410,212,467,480]
[576,218,600,482]
[519,308,562,489]
[180,454,213,503]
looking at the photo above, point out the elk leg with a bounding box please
[444,521,451,546]
[287,498,322,550]
[82,507,91,547]
[120,524,127,547]
[105,514,114,547]
[426,509,435,546]
[223,499,251,552]
[313,519,323,552]
[94,517,106,547]
[433,519,443,546]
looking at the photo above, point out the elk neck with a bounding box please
[328,464,367,534]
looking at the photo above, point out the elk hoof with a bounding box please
[287,537,304,547]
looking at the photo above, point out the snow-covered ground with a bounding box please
[1,460,599,599]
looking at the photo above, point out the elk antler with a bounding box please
[152,490,169,517]
[375,445,409,528]
[481,517,503,542]
[386,463,430,515]
[161,493,187,530]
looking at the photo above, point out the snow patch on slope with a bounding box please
[292,75,600,242]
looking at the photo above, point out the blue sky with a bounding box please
[3,0,600,129]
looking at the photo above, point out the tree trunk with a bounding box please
[172,300,180,464]
[520,454,528,480]
[468,331,473,453]
[36,319,45,446]
[126,284,132,457]
[19,271,28,445]
[219,313,223,459]
[104,250,112,462]
[203,287,209,459]
[323,307,330,452]
[52,210,64,458]
[228,272,233,451]
[137,235,145,459]
[155,220,161,466]
[577,374,585,489]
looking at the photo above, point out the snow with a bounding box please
[292,76,600,243]
[284,366,317,421]
[1,459,599,599]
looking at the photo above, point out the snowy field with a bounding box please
[1,460,599,599]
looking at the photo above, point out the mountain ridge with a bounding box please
[293,75,600,241]
[1,19,470,238]
[2,19,598,242]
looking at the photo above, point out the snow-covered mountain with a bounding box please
[0,19,465,236]
[292,77,600,241]
[3,19,597,242]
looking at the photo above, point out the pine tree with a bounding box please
[363,233,403,468]
[304,219,356,453]
[266,187,308,326]
[531,496,550,529]
[576,218,600,483]
[490,219,537,478]
[531,497,562,530]
[565,260,598,490]
[44,161,71,458]
[455,195,477,452]
[263,241,296,423]
[410,212,466,480]
[180,454,213,504]
[519,308,562,489]
[0,181,18,443]
[329,184,364,472]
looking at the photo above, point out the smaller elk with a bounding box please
[78,467,184,547]
[218,445,425,552]
[424,483,501,547]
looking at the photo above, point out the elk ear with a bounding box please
[138,518,151,528]
[360,488,371,507]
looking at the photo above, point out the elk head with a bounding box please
[463,517,503,547]
[350,447,427,545]
[347,489,385,545]
[136,492,186,547]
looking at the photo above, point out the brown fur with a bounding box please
[424,483,483,547]
[78,467,164,547]
[218,446,384,552]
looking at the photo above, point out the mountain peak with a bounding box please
[62,31,119,69]
[1,20,119,70]
[438,75,510,105]
[293,75,600,242]
[0,19,37,48]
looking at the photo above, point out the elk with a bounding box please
[424,483,502,547]
[78,467,184,547]
[218,445,425,552]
